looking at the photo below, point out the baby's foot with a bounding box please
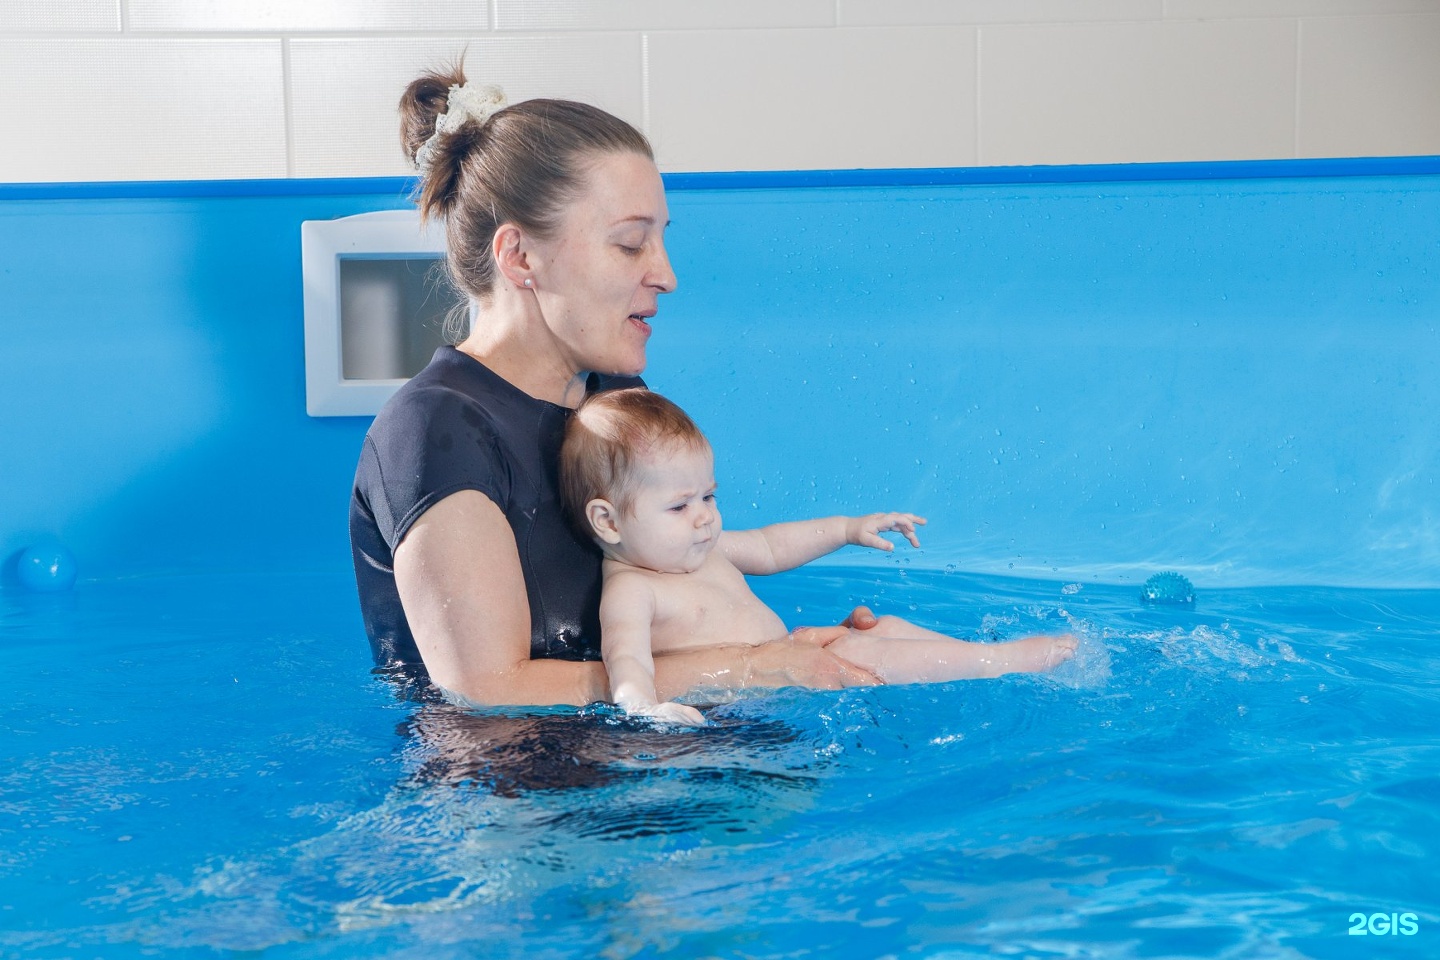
[1003,633,1078,673]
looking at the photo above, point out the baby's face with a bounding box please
[610,442,721,574]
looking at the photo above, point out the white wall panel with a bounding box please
[127,0,490,33]
[1166,0,1439,19]
[0,2,1432,182]
[497,0,833,31]
[0,40,285,182]
[839,0,1162,27]
[979,20,1296,165]
[289,34,644,177]
[1298,14,1440,158]
[648,27,977,172]
[3,0,120,32]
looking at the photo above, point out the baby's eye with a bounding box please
[702,493,717,503]
[668,503,687,513]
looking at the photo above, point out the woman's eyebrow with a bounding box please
[611,215,671,227]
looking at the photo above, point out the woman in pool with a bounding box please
[350,65,880,706]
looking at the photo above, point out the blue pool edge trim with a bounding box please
[4,155,1439,200]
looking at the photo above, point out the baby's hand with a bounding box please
[847,512,926,552]
[632,700,708,727]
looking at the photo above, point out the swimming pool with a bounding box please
[1,567,1435,957]
[1,159,1437,956]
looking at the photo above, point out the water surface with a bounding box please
[1,568,1435,958]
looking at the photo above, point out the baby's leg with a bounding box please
[828,615,1077,683]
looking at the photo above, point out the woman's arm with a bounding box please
[395,491,881,707]
[395,490,610,706]
[721,513,927,575]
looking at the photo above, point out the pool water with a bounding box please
[1,568,1435,959]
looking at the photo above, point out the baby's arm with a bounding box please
[721,512,927,575]
[599,572,706,725]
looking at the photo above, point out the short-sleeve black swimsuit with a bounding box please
[350,346,642,679]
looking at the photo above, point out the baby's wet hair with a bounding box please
[560,388,710,536]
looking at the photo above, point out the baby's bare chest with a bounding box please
[647,561,788,654]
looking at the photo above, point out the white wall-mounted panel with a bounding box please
[839,0,1163,27]
[3,0,120,32]
[497,0,833,31]
[1166,0,1439,19]
[127,0,491,33]
[289,34,644,178]
[1298,15,1440,159]
[0,40,285,182]
[648,27,977,172]
[979,20,1296,166]
[303,210,452,417]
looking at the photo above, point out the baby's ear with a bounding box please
[585,499,623,544]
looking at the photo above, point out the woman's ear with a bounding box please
[585,499,623,545]
[492,222,535,290]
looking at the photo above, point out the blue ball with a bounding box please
[1140,571,1194,605]
[17,540,78,592]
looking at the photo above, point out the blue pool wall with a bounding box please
[2,159,1437,590]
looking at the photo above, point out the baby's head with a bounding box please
[561,388,721,572]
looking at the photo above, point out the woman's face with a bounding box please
[529,151,677,379]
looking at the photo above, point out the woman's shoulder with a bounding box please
[371,348,505,439]
[356,349,517,535]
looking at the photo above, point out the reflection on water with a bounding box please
[400,702,821,800]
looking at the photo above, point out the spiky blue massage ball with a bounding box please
[1140,571,1194,605]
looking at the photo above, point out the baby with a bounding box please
[559,388,1077,725]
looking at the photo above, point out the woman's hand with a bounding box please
[745,627,881,689]
[845,513,926,551]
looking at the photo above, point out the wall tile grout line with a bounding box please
[282,38,295,179]
[641,32,651,137]
[974,27,983,167]
[1293,18,1303,159]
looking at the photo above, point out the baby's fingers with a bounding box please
[641,702,708,727]
[856,529,897,551]
[878,512,927,548]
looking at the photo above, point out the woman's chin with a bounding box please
[607,355,647,379]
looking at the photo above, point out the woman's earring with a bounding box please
[523,278,533,288]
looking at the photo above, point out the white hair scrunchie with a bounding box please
[414,82,508,175]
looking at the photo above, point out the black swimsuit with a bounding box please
[350,346,641,677]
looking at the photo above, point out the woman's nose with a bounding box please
[649,242,677,293]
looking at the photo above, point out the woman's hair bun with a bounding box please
[399,63,468,169]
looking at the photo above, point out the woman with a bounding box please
[350,65,879,706]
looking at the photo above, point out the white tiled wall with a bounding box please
[648,27,978,171]
[979,19,1298,165]
[1,0,1437,182]
[288,34,645,177]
